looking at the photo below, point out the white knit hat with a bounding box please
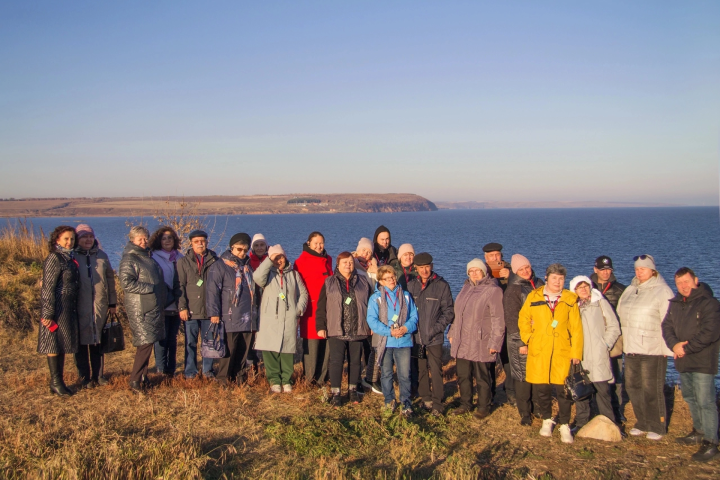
[569,275,592,292]
[268,244,285,258]
[252,233,267,247]
[356,237,373,253]
[466,258,487,276]
[634,254,656,271]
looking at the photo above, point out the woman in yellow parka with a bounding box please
[519,263,583,444]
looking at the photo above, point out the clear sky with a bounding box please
[1,1,718,205]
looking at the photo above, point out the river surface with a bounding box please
[11,207,720,388]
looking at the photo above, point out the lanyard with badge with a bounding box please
[385,287,400,328]
[545,294,560,329]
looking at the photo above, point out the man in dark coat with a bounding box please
[373,225,399,267]
[590,255,627,421]
[662,267,720,462]
[406,253,454,415]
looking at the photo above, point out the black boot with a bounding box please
[48,355,73,396]
[691,441,719,462]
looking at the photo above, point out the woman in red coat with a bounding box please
[294,231,333,385]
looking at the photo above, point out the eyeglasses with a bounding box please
[633,255,649,261]
[232,246,249,252]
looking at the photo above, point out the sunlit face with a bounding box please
[484,251,502,263]
[308,236,324,254]
[231,243,249,259]
[516,265,532,281]
[357,248,373,262]
[675,273,698,298]
[400,252,414,268]
[337,257,354,276]
[575,282,591,300]
[376,232,390,249]
[57,231,75,249]
[379,272,397,289]
[416,264,432,281]
[468,268,485,283]
[161,232,176,252]
[272,254,287,270]
[635,267,654,284]
[191,237,208,256]
[546,273,565,294]
[253,240,267,257]
[77,234,94,250]
[594,267,613,282]
[132,234,149,249]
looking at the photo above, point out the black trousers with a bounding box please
[456,358,492,413]
[328,338,364,391]
[575,380,617,427]
[75,343,103,382]
[533,383,573,425]
[217,332,253,382]
[609,355,626,419]
[625,354,667,434]
[515,379,534,418]
[418,344,445,411]
[130,344,154,382]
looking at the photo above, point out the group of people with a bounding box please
[38,223,720,461]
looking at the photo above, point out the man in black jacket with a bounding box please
[590,255,627,420]
[177,230,218,379]
[662,267,720,462]
[407,253,454,415]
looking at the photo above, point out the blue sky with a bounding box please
[1,1,718,204]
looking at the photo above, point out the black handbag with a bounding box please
[101,313,126,354]
[201,321,226,359]
[564,362,595,401]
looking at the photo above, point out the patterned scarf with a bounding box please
[223,256,255,307]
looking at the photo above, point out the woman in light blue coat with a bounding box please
[366,265,418,416]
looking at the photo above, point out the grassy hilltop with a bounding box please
[0,223,718,479]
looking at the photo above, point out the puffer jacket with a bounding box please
[205,251,259,333]
[75,241,117,346]
[315,269,371,340]
[662,283,720,375]
[519,287,584,384]
[366,284,418,349]
[177,248,218,319]
[590,273,626,310]
[449,276,505,363]
[579,291,621,383]
[118,242,167,347]
[617,274,674,356]
[253,257,309,354]
[503,272,545,381]
[294,244,333,340]
[38,248,80,354]
[406,273,455,346]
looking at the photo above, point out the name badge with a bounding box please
[551,320,558,328]
[279,293,286,300]
[391,314,399,322]
[345,297,352,305]
[196,279,203,287]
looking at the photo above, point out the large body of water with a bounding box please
[12,207,720,388]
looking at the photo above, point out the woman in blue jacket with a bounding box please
[366,265,418,416]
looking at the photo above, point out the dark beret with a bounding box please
[188,230,208,240]
[414,252,433,266]
[482,242,503,253]
[229,233,251,247]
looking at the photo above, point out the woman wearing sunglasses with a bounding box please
[617,254,674,440]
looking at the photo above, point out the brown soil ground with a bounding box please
[1,329,718,479]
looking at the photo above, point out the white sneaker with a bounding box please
[629,428,645,436]
[559,424,573,444]
[282,384,292,393]
[646,432,663,440]
[539,419,556,437]
[270,385,282,393]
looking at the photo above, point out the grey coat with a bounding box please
[253,257,309,354]
[75,241,117,345]
[580,292,621,383]
[118,242,167,347]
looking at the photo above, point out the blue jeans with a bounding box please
[154,313,181,375]
[680,371,719,443]
[381,347,412,407]
[184,319,215,378]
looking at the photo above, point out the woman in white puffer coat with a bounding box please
[617,254,674,440]
[570,276,621,428]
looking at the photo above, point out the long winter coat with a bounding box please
[38,248,80,354]
[617,274,674,356]
[503,272,544,381]
[293,245,333,340]
[449,276,505,363]
[118,242,167,347]
[205,251,259,333]
[75,241,117,346]
[661,283,720,375]
[579,291,621,383]
[519,288,584,385]
[253,257,309,354]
